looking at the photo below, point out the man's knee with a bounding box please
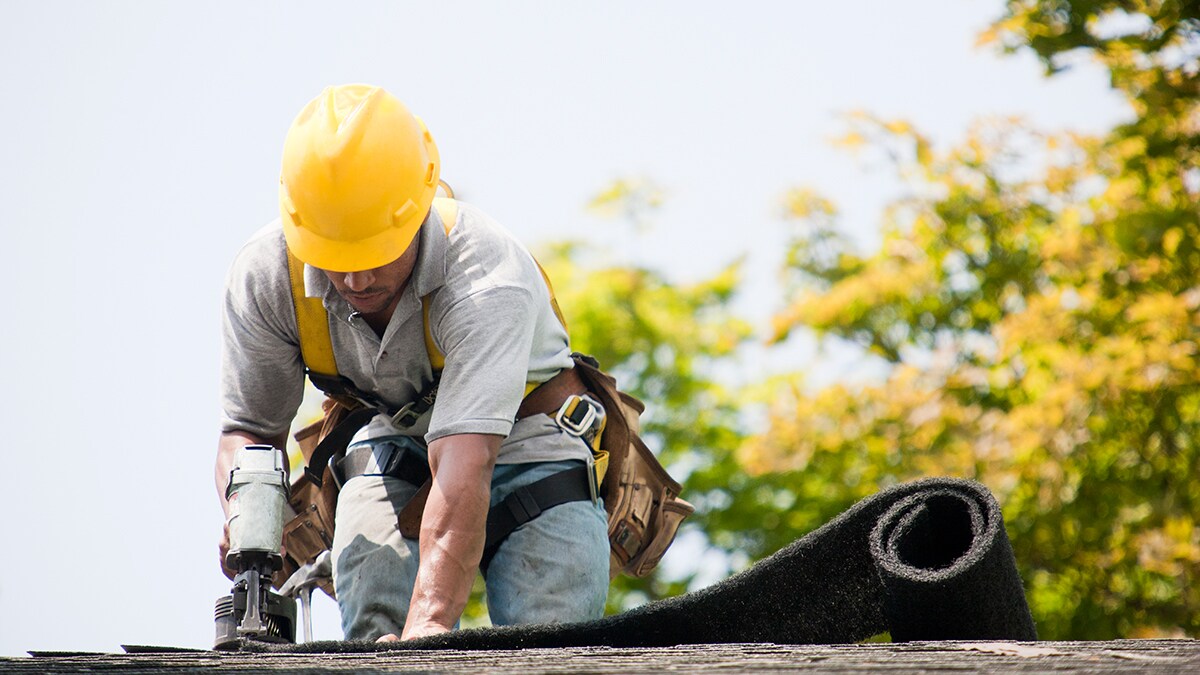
[331,476,422,639]
[333,533,412,639]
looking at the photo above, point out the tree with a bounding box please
[742,0,1199,639]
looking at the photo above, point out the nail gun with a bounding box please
[213,444,297,650]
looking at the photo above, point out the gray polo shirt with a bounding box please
[220,200,585,465]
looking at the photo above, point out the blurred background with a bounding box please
[2,0,1195,655]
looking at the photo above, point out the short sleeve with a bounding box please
[219,242,306,439]
[424,285,536,442]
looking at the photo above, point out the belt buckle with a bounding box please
[330,461,346,490]
[554,395,597,437]
[332,444,394,488]
[368,444,397,476]
[390,402,421,429]
[585,452,598,504]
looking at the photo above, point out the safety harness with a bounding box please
[286,197,607,566]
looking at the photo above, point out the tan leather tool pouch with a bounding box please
[570,354,695,579]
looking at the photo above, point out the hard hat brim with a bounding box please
[282,207,427,273]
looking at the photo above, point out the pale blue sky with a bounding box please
[0,0,1128,655]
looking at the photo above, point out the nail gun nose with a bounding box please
[239,568,265,635]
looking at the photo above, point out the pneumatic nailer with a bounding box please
[213,444,297,650]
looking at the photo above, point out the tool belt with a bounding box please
[277,353,693,597]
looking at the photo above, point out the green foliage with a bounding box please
[748,0,1200,639]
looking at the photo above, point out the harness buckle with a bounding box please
[554,394,598,438]
[556,396,605,504]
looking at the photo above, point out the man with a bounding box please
[215,84,610,641]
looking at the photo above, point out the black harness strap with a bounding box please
[303,406,380,487]
[333,443,432,488]
[480,466,594,571]
[307,372,394,412]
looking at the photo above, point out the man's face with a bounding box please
[321,237,420,318]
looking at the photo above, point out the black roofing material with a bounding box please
[244,477,1036,653]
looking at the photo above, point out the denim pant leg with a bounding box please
[331,464,422,640]
[484,460,610,626]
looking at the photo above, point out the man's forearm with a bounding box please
[403,433,500,639]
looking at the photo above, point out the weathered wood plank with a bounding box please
[4,640,1199,674]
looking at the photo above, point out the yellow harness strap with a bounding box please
[286,250,338,377]
[536,260,568,335]
[422,198,456,372]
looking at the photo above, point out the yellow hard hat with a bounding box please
[279,84,440,272]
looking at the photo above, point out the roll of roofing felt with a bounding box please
[248,477,1036,653]
[870,486,1037,641]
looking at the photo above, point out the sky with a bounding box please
[0,0,1130,656]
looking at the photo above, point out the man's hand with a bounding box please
[400,618,455,641]
[376,617,451,642]
[400,433,500,640]
[218,519,236,580]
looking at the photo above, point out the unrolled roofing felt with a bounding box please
[241,476,1037,653]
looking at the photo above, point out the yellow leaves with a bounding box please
[832,112,932,169]
[1112,135,1149,163]
[995,291,1077,361]
[774,256,937,339]
[976,14,1026,49]
[588,177,662,210]
[975,24,1001,48]
[736,364,986,480]
[782,188,837,220]
[1044,166,1073,195]
[1040,212,1084,257]
[915,136,932,168]
[1125,291,1188,326]
[997,286,1200,438]
[832,130,867,152]
[1161,227,1184,256]
[588,181,632,212]
[1127,255,1164,283]
[768,296,811,344]
[1135,517,1200,577]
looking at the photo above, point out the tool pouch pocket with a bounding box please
[609,435,696,577]
[570,353,695,579]
[276,398,347,599]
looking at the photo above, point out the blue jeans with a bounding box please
[330,438,610,640]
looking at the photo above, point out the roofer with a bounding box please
[214,84,610,641]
